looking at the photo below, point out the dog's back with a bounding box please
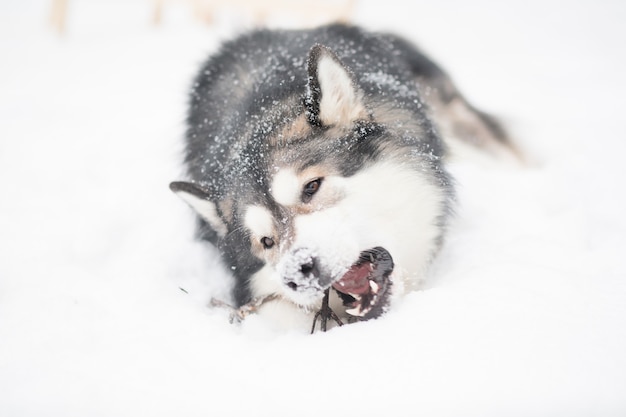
[185,24,514,196]
[185,25,442,191]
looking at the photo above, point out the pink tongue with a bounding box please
[332,262,372,295]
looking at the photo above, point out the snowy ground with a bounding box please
[1,0,626,416]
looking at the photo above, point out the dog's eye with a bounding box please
[261,237,275,249]
[302,178,322,203]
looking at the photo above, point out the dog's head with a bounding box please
[171,45,449,319]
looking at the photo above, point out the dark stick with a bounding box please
[310,289,344,334]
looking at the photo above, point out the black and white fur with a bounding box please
[170,24,514,330]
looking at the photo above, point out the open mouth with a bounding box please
[332,247,394,320]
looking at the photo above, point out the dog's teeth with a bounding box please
[349,293,361,300]
[347,305,372,317]
[346,306,364,317]
[369,280,379,293]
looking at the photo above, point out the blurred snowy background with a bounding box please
[1,0,625,416]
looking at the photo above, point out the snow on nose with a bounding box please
[279,247,327,301]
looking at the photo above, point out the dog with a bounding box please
[170,24,515,331]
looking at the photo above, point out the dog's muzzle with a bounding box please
[281,247,394,320]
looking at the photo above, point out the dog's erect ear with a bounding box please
[170,181,228,237]
[305,44,367,127]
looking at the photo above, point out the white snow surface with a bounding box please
[1,0,626,416]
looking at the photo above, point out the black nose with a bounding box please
[300,258,318,276]
[282,249,324,293]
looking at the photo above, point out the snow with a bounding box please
[1,0,625,416]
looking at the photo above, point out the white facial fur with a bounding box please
[249,161,445,312]
[293,162,444,296]
[270,168,300,206]
[243,205,274,240]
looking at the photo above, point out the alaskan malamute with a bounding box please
[170,24,515,331]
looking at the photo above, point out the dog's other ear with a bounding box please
[170,181,228,237]
[305,44,367,127]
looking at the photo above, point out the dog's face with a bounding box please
[171,45,447,318]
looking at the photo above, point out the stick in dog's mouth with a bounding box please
[210,247,394,331]
[332,247,394,320]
